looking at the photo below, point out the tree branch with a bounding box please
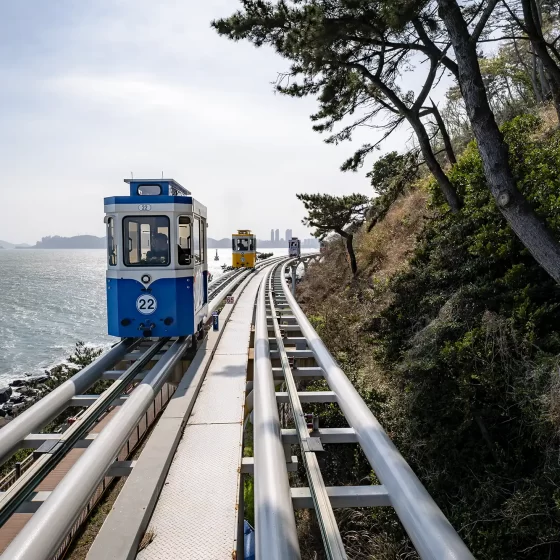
[471,0,501,42]
[500,0,529,34]
[412,18,459,76]
[414,59,438,112]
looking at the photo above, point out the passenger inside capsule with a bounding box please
[147,233,169,263]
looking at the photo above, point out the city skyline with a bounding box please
[270,227,294,243]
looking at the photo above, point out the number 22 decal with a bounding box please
[137,295,157,315]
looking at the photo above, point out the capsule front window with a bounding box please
[235,238,251,251]
[123,215,170,267]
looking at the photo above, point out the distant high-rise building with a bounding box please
[285,229,292,241]
[270,229,274,242]
[275,229,279,242]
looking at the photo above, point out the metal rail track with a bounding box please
[0,338,169,527]
[85,257,289,560]
[0,264,254,558]
[252,259,474,560]
[0,253,473,559]
[207,255,286,304]
[266,265,346,559]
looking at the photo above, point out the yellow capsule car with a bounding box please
[232,229,256,268]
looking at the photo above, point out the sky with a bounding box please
[0,1,444,245]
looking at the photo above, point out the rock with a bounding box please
[0,387,12,403]
[18,387,37,397]
[27,375,49,386]
[0,408,6,417]
[9,379,26,388]
[9,395,25,404]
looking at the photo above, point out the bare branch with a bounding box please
[471,0,501,42]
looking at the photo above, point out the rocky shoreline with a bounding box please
[0,343,103,428]
[0,364,71,428]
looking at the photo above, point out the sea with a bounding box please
[0,248,311,386]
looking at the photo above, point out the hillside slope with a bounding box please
[297,114,560,559]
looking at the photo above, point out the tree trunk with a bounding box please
[437,0,560,283]
[533,57,544,102]
[339,231,357,275]
[521,0,560,121]
[409,114,462,211]
[431,99,457,165]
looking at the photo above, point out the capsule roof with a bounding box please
[124,178,191,197]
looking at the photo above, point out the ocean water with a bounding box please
[0,247,308,386]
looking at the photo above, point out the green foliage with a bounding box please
[298,113,560,558]
[367,151,419,229]
[67,341,103,368]
[244,476,255,527]
[374,114,560,558]
[297,192,370,238]
[41,342,108,433]
[298,192,369,274]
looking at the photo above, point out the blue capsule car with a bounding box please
[104,178,208,338]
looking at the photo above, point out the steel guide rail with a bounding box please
[0,253,470,560]
[254,266,301,560]
[3,337,194,560]
[0,260,254,473]
[274,260,474,560]
[207,268,243,300]
[0,338,141,466]
[85,258,287,560]
[208,256,286,305]
[0,339,170,527]
[266,265,346,559]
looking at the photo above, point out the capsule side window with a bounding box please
[178,216,192,265]
[137,184,161,196]
[193,216,201,264]
[107,217,117,266]
[200,218,206,264]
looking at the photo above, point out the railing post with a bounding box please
[290,264,297,297]
[15,462,22,480]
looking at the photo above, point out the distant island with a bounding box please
[0,240,32,249]
[33,236,106,249]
